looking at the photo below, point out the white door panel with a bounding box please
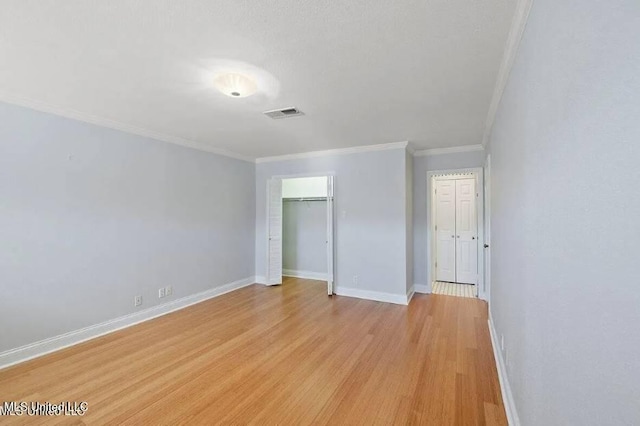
[455,179,478,284]
[436,180,456,282]
[267,178,283,285]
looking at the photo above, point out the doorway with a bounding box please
[427,168,485,299]
[266,174,335,295]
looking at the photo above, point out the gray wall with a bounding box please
[282,200,327,274]
[405,150,414,293]
[255,148,409,297]
[487,0,640,424]
[412,150,485,286]
[0,102,256,353]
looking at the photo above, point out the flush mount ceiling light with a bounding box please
[213,72,258,98]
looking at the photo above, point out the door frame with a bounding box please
[483,155,492,303]
[265,172,336,290]
[426,167,486,300]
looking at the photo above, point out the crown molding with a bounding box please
[406,142,416,155]
[255,141,409,164]
[481,0,534,147]
[0,93,254,162]
[413,144,484,157]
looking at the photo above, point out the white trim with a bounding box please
[0,276,255,370]
[255,141,409,163]
[0,93,254,162]
[481,0,534,147]
[414,284,430,294]
[426,167,486,300]
[406,285,416,303]
[283,269,328,281]
[483,154,492,303]
[413,144,484,157]
[335,286,409,305]
[488,313,521,426]
[255,275,268,285]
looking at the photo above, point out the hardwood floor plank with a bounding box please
[0,279,506,425]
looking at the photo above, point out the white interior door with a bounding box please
[435,180,456,282]
[267,178,283,285]
[326,176,335,295]
[455,178,478,284]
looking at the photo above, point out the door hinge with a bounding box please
[435,261,437,268]
[435,225,438,231]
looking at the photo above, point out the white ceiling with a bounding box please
[0,0,516,160]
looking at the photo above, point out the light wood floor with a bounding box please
[432,281,478,298]
[0,278,506,425]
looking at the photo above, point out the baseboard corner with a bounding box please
[282,269,328,281]
[414,283,430,294]
[406,286,416,304]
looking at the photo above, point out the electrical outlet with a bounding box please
[353,275,359,285]
[134,295,142,307]
[165,285,173,296]
[159,288,165,298]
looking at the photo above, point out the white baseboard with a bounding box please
[406,285,415,304]
[335,286,409,305]
[488,313,520,426]
[414,284,430,294]
[254,275,267,285]
[282,269,328,281]
[0,276,256,371]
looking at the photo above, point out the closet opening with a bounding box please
[427,168,485,299]
[266,174,335,295]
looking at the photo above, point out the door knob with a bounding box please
[484,244,490,248]
[451,235,455,238]
[472,237,475,240]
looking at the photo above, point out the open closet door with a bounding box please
[326,176,335,295]
[267,178,283,286]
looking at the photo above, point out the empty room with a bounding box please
[1,1,638,424]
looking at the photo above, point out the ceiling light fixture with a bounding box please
[213,73,258,98]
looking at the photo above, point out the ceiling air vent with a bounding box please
[263,107,304,119]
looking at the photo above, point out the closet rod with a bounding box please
[282,197,327,202]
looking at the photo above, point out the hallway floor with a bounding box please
[432,281,477,298]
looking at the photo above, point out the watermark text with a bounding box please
[0,401,88,416]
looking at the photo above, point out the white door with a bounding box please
[326,176,335,295]
[267,178,283,285]
[435,180,456,282]
[455,178,478,284]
